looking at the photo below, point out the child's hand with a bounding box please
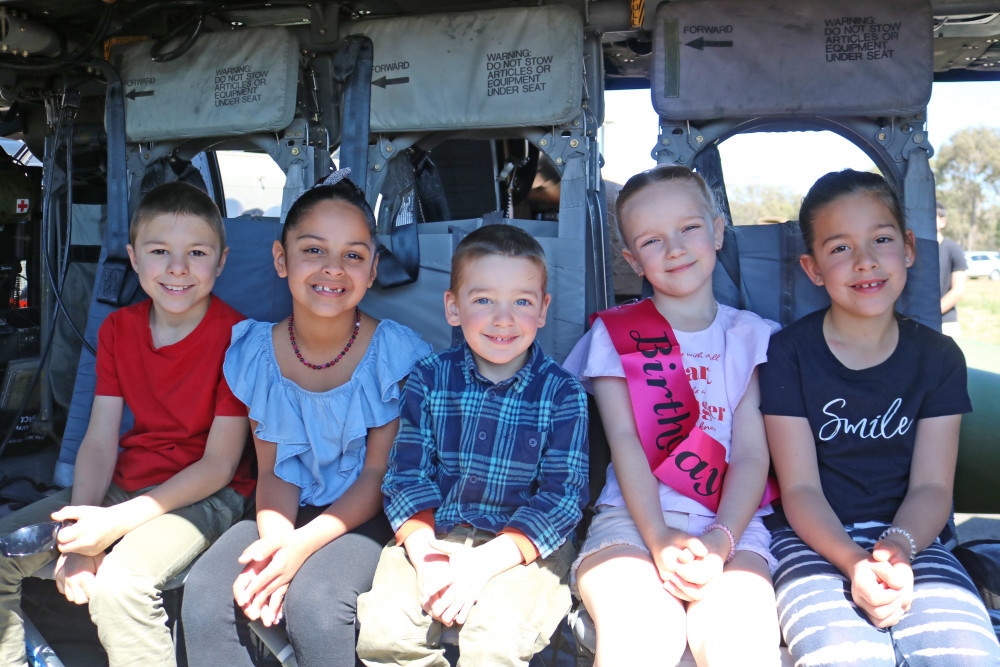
[665,525,728,599]
[233,533,311,623]
[257,584,289,627]
[404,532,453,614]
[51,505,125,556]
[54,551,104,605]
[649,528,710,601]
[424,540,496,626]
[871,539,914,615]
[849,558,908,628]
[670,551,725,601]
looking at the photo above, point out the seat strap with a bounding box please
[95,65,137,307]
[694,145,745,310]
[374,152,420,288]
[333,35,372,180]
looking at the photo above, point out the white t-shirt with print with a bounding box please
[563,302,776,517]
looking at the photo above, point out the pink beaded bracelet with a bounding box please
[703,521,737,562]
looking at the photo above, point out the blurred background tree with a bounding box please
[727,184,801,226]
[934,126,1000,250]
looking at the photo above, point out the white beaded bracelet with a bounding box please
[703,521,737,562]
[879,526,917,562]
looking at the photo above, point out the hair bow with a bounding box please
[321,167,352,187]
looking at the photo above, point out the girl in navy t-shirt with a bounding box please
[760,169,1000,665]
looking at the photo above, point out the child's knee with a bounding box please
[356,587,429,658]
[457,618,540,666]
[283,580,352,632]
[88,566,161,622]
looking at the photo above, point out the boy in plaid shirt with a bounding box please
[357,225,588,666]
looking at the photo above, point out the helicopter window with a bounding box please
[0,139,40,167]
[720,131,875,226]
[215,150,286,218]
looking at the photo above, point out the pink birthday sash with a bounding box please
[593,299,779,513]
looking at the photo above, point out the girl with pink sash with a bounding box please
[563,166,781,666]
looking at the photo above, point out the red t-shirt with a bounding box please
[94,296,255,496]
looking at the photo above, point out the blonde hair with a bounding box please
[615,165,718,245]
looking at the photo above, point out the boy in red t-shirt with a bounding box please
[0,182,254,667]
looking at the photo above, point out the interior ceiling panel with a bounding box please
[3,1,1000,86]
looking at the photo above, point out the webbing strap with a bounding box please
[901,148,940,330]
[693,145,744,310]
[413,149,451,223]
[779,222,800,328]
[557,150,587,241]
[333,35,372,179]
[374,152,420,288]
[95,62,135,306]
[336,34,421,288]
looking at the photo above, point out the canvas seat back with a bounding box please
[649,0,938,330]
[55,26,312,484]
[338,5,612,362]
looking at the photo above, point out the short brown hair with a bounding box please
[130,181,225,248]
[450,224,547,292]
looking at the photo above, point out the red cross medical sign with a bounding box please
[16,199,28,214]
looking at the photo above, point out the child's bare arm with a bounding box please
[299,418,397,551]
[706,369,770,558]
[765,414,868,571]
[253,428,301,539]
[666,371,772,598]
[592,377,699,578]
[56,414,249,556]
[237,418,399,625]
[64,396,125,507]
[230,427,297,624]
[50,395,120,603]
[765,413,904,626]
[881,414,960,558]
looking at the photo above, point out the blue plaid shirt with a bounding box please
[383,342,589,558]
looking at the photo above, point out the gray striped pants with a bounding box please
[771,524,1000,666]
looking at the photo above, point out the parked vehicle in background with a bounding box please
[965,251,1000,280]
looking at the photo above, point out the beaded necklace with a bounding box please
[288,307,361,370]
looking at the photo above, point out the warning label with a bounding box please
[485,48,554,97]
[214,65,269,107]
[823,16,899,62]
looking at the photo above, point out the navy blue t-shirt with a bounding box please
[760,309,971,532]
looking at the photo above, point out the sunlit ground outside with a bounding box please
[958,278,1000,346]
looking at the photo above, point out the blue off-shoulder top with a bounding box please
[224,318,432,507]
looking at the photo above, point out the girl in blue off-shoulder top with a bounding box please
[182,172,431,667]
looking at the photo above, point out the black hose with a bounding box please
[150,13,205,63]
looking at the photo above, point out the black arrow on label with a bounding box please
[126,89,155,100]
[372,76,410,89]
[684,37,734,51]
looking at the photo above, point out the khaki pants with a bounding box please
[356,526,575,667]
[0,484,246,667]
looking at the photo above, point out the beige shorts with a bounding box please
[571,505,777,587]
